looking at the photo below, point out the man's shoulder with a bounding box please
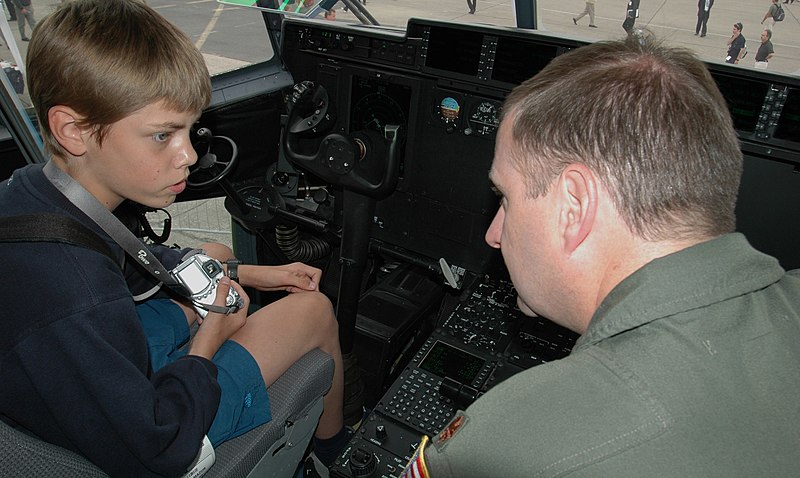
[423,355,672,476]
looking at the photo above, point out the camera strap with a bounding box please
[42,161,190,297]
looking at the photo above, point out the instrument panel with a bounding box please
[282,18,800,162]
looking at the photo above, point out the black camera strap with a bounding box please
[42,161,190,297]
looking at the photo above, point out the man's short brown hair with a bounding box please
[501,33,742,241]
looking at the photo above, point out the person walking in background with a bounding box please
[573,0,598,28]
[467,0,477,14]
[3,0,16,21]
[754,29,775,69]
[695,0,714,37]
[11,0,34,41]
[761,0,782,30]
[726,22,746,64]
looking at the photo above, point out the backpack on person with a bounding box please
[773,4,785,21]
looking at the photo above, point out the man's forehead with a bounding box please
[490,120,517,180]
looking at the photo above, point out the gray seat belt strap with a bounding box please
[42,161,189,296]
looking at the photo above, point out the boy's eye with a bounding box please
[153,132,170,142]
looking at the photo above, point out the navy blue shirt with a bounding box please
[0,164,221,477]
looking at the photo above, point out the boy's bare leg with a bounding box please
[230,291,345,438]
[193,242,345,437]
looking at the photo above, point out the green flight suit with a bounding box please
[422,233,800,477]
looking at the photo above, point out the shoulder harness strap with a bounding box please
[0,213,117,263]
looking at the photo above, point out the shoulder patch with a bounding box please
[432,411,469,451]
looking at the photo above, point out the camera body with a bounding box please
[171,253,242,317]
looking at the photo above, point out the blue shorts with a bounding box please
[135,299,272,446]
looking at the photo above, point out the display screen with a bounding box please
[175,259,213,293]
[492,37,560,85]
[419,341,485,383]
[773,88,800,142]
[712,73,769,133]
[425,26,483,77]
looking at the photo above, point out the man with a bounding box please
[10,0,34,41]
[573,0,598,28]
[402,33,800,477]
[754,29,775,69]
[760,0,782,30]
[0,1,349,476]
[726,22,746,64]
[695,0,713,37]
[3,0,16,21]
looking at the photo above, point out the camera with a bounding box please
[171,253,243,317]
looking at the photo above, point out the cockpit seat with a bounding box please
[0,348,333,478]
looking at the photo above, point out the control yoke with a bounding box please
[282,81,402,358]
[283,81,400,199]
[187,128,239,188]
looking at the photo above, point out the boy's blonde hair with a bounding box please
[27,0,212,156]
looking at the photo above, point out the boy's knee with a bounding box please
[304,291,336,330]
[309,291,335,317]
[200,242,234,260]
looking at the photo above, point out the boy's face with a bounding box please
[80,101,200,210]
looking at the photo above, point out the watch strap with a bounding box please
[226,259,241,282]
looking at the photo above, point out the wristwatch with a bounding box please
[225,259,241,282]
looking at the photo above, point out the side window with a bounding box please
[155,1,275,75]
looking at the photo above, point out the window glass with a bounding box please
[1,0,274,114]
[531,0,798,76]
[149,0,275,75]
[226,0,799,78]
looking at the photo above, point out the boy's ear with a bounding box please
[48,106,88,157]
[558,164,598,254]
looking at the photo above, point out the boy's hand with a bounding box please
[188,277,250,360]
[240,262,322,294]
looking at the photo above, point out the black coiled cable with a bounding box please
[274,224,331,263]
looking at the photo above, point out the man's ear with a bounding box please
[48,106,88,157]
[558,164,598,254]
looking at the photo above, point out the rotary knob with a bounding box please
[349,446,378,478]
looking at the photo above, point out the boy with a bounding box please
[0,1,348,476]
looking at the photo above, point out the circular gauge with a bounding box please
[351,92,407,133]
[436,96,461,124]
[468,101,500,136]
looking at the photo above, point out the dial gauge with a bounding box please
[468,101,500,136]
